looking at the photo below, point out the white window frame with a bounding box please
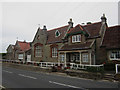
[52,47,58,57]
[82,53,89,63]
[35,45,42,57]
[18,54,23,59]
[60,54,65,62]
[55,30,60,37]
[72,35,81,43]
[109,50,120,60]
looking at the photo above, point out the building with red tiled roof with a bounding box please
[7,14,120,66]
[31,14,109,65]
[17,41,30,52]
[13,40,31,61]
[100,25,120,63]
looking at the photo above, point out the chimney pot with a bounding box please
[101,14,107,23]
[43,25,47,30]
[68,18,73,28]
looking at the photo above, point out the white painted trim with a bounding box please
[58,52,60,66]
[79,52,81,65]
[116,64,120,74]
[72,35,81,43]
[55,30,60,37]
[90,39,95,48]
[64,52,67,67]
[89,52,92,65]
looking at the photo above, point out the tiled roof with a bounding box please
[59,41,93,51]
[66,22,102,38]
[83,22,102,38]
[47,25,69,44]
[67,24,84,34]
[18,41,30,51]
[101,25,120,49]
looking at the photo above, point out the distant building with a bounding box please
[7,40,31,61]
[6,44,15,60]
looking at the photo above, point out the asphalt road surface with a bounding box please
[2,65,119,89]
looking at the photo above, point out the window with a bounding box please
[55,30,60,37]
[60,55,65,62]
[18,54,23,59]
[70,53,80,62]
[110,50,120,60]
[72,35,81,43]
[35,45,42,57]
[52,47,58,57]
[82,53,89,63]
[75,54,80,62]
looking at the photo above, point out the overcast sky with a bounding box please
[1,0,119,53]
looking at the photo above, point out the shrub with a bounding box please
[86,66,104,73]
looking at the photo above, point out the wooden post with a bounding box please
[90,52,92,65]
[116,64,118,74]
[58,52,60,66]
[79,52,81,65]
[64,52,67,67]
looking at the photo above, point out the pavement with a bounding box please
[2,65,119,89]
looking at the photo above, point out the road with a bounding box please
[2,65,119,89]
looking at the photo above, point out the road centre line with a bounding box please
[3,70,13,74]
[18,74,37,79]
[49,81,87,90]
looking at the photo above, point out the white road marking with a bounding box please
[18,74,37,79]
[49,81,87,89]
[3,70,13,74]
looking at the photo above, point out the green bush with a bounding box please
[86,66,104,73]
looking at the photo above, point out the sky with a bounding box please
[1,0,119,53]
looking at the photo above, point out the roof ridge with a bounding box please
[83,21,101,27]
[18,41,30,43]
[107,25,120,29]
[47,25,69,32]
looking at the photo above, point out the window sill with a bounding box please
[52,56,58,58]
[72,41,81,43]
[110,59,120,61]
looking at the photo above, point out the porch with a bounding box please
[58,50,95,67]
